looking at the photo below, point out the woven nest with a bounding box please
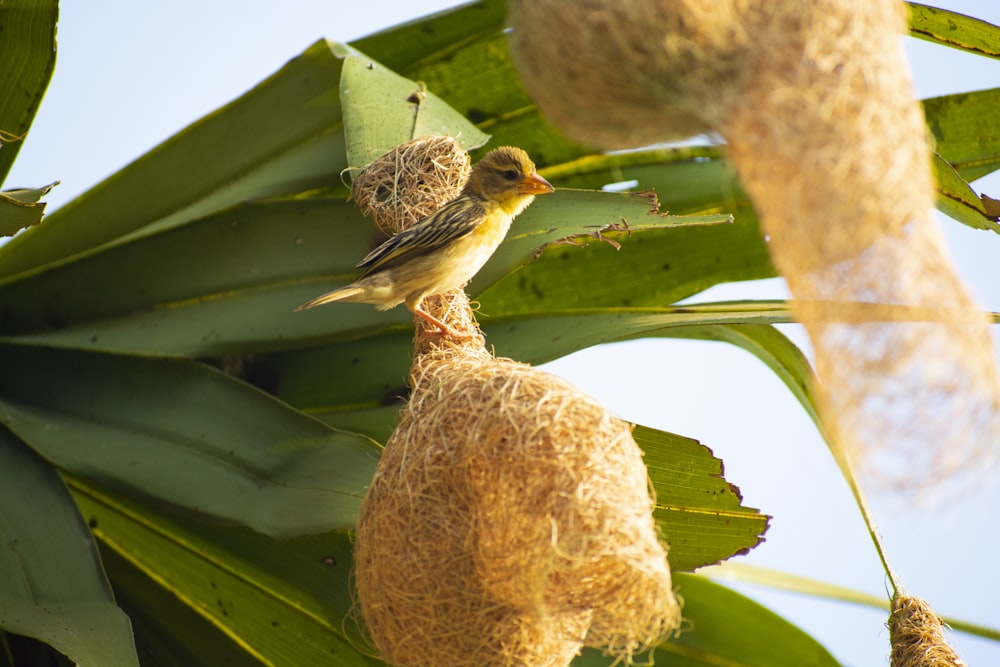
[507,0,749,148]
[351,137,679,666]
[351,135,471,236]
[507,0,1000,490]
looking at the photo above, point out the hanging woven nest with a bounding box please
[507,0,1000,490]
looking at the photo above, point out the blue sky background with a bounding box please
[6,2,1000,666]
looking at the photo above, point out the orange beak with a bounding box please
[518,171,555,195]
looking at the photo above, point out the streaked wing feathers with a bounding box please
[357,195,486,274]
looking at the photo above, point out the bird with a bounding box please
[295,146,554,336]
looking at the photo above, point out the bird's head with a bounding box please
[465,146,554,214]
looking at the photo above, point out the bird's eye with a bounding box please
[503,169,518,180]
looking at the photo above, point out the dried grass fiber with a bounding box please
[889,596,965,667]
[351,135,471,235]
[507,0,1000,490]
[351,137,680,667]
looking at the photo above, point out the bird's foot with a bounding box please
[413,307,479,339]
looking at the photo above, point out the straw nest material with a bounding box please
[351,135,472,235]
[351,136,680,667]
[889,596,965,667]
[507,0,1000,490]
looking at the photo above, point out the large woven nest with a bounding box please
[351,136,679,666]
[507,0,1000,490]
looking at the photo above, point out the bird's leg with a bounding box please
[410,304,464,338]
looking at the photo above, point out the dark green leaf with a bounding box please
[542,145,730,197]
[73,481,381,667]
[0,430,139,667]
[635,426,769,572]
[0,198,370,337]
[0,192,727,356]
[658,574,841,666]
[0,0,58,185]
[572,574,841,666]
[0,189,47,237]
[335,43,489,169]
[486,303,794,364]
[263,333,414,414]
[924,88,1000,183]
[99,547,263,667]
[0,344,377,537]
[248,304,795,425]
[0,636,11,667]
[478,209,769,316]
[0,39,348,282]
[352,0,507,76]
[908,2,1000,59]
[931,152,1000,232]
[472,189,733,293]
[313,404,405,444]
[1,182,58,205]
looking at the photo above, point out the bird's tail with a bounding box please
[294,285,365,312]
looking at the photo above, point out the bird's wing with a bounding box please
[357,195,487,274]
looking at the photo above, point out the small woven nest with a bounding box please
[507,0,1000,490]
[351,136,679,667]
[351,136,472,236]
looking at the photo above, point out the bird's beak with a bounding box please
[518,172,555,195]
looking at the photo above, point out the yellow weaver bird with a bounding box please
[295,146,554,336]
